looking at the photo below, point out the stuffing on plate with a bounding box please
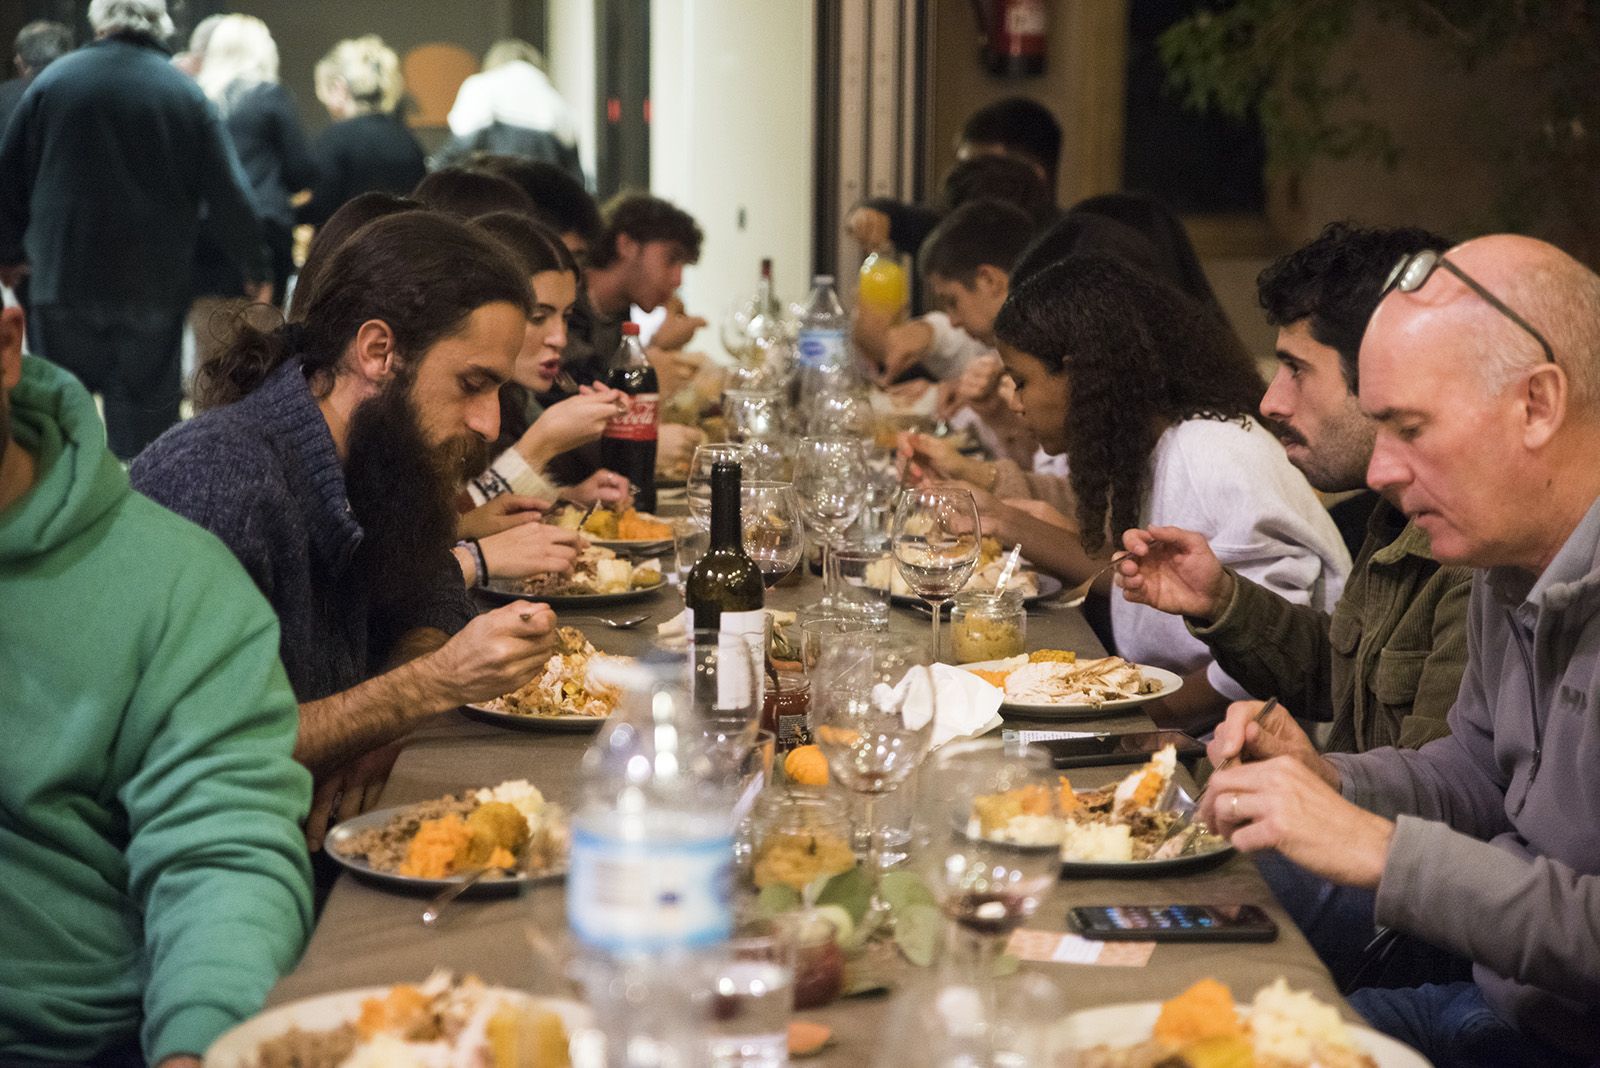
[549,502,671,541]
[1076,977,1377,1068]
[252,970,572,1068]
[521,545,661,596]
[969,746,1224,862]
[484,627,629,720]
[335,779,567,881]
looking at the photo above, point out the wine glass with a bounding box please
[891,486,981,661]
[741,435,792,481]
[911,739,1063,1052]
[684,628,765,787]
[794,436,868,613]
[741,480,804,588]
[688,443,749,521]
[806,387,875,439]
[724,389,786,442]
[810,634,935,930]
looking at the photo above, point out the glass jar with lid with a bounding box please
[949,588,1027,663]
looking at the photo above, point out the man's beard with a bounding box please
[343,377,487,621]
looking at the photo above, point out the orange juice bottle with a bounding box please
[857,249,907,317]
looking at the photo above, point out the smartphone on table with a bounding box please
[1034,730,1205,769]
[1069,904,1278,943]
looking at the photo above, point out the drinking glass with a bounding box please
[724,389,786,442]
[741,436,792,482]
[686,629,765,778]
[805,386,875,439]
[741,480,805,588]
[673,515,711,590]
[891,486,981,661]
[810,634,935,930]
[910,739,1063,1056]
[831,539,893,629]
[794,436,868,613]
[701,914,797,1067]
[689,443,750,521]
[799,615,875,675]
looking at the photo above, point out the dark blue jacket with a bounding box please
[0,34,266,307]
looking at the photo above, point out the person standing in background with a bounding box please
[434,39,583,183]
[195,14,317,309]
[0,0,268,460]
[0,20,73,134]
[298,35,426,227]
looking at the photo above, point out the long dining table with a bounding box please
[266,521,1354,1062]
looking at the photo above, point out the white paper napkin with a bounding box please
[891,663,1004,750]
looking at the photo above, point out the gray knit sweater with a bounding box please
[130,361,473,701]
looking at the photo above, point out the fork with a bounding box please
[421,867,490,927]
[555,370,580,394]
[1056,552,1133,608]
[559,613,652,630]
[1151,697,1279,858]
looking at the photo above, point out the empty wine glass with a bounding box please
[810,634,935,931]
[741,436,791,482]
[794,436,868,613]
[806,387,875,439]
[891,486,981,661]
[724,389,786,442]
[689,443,749,522]
[741,480,804,589]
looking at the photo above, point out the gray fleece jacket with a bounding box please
[1328,496,1600,1057]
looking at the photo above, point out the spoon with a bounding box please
[421,867,491,927]
[561,613,652,629]
[993,544,1023,593]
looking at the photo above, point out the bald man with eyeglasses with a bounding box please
[1191,235,1600,1064]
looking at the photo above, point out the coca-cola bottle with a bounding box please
[601,322,659,512]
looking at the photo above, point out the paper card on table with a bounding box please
[1005,929,1155,967]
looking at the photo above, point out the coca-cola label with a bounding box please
[603,393,659,441]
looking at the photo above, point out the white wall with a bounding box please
[547,0,599,184]
[650,0,817,358]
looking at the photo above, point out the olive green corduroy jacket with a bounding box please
[1189,498,1472,753]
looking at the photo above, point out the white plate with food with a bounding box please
[1061,977,1426,1068]
[961,652,1182,717]
[462,627,628,733]
[204,970,595,1067]
[969,745,1233,877]
[323,780,567,894]
[550,502,674,555]
[479,545,667,608]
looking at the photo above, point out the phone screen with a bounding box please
[1069,904,1278,942]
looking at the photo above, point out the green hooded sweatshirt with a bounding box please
[0,357,313,1063]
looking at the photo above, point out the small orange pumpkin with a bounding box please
[784,744,829,786]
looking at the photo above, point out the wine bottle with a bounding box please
[685,460,765,638]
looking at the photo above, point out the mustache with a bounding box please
[1262,416,1307,449]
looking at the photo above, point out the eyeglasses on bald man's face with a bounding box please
[1381,249,1556,364]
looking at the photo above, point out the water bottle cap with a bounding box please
[621,322,641,336]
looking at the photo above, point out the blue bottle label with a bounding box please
[568,829,735,954]
[797,328,845,368]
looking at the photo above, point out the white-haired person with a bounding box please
[433,38,583,181]
[0,0,268,459]
[299,35,426,226]
[194,14,316,308]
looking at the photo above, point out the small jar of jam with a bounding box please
[950,589,1027,663]
[760,669,812,752]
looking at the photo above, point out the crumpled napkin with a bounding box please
[883,663,1003,751]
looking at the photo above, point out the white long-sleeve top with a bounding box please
[1110,417,1351,699]
[447,61,578,146]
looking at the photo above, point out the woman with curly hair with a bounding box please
[979,254,1350,729]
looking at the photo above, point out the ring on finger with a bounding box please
[1229,793,1241,821]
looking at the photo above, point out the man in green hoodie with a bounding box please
[0,293,313,1064]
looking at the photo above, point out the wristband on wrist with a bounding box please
[456,538,489,587]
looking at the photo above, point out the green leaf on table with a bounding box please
[755,883,801,917]
[991,953,1020,978]
[893,903,943,967]
[879,870,936,913]
[813,866,872,924]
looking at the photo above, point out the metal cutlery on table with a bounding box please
[560,613,651,630]
[1150,697,1279,859]
[420,867,491,927]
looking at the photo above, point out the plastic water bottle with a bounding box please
[795,274,848,372]
[568,654,736,1067]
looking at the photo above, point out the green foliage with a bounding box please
[892,904,944,967]
[1159,0,1600,255]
